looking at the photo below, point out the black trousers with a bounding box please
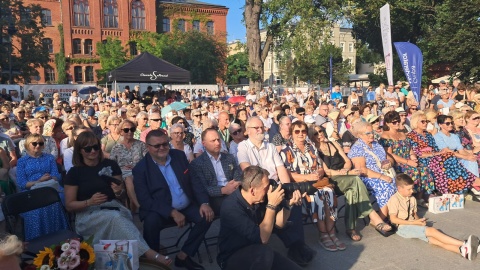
[142,203,212,257]
[222,244,302,270]
[274,205,304,248]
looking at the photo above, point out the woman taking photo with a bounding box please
[380,111,433,207]
[64,131,171,266]
[110,120,147,210]
[407,112,477,195]
[17,134,68,241]
[310,125,389,242]
[348,121,396,226]
[280,121,344,251]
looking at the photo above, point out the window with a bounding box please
[85,66,94,82]
[84,39,93,55]
[129,41,138,56]
[206,21,214,35]
[42,9,52,26]
[74,66,83,82]
[131,0,145,30]
[192,20,200,31]
[177,19,185,32]
[73,39,82,54]
[104,0,118,28]
[162,18,170,32]
[42,38,53,53]
[73,0,90,27]
[21,8,31,23]
[340,42,345,52]
[348,43,354,52]
[44,68,56,83]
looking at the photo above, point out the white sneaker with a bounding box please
[471,186,480,196]
[461,235,479,260]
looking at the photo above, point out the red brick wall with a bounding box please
[23,0,227,84]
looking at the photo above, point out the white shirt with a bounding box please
[206,152,228,187]
[237,139,284,181]
[259,116,273,129]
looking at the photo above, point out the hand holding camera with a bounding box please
[267,184,285,207]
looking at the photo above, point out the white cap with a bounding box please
[337,102,347,108]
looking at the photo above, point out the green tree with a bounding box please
[55,24,67,84]
[95,37,128,83]
[226,51,249,85]
[130,31,169,59]
[0,1,50,84]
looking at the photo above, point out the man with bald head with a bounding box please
[140,112,165,142]
[217,111,231,146]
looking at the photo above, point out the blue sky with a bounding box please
[206,0,246,42]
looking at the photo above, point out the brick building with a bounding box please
[23,0,227,84]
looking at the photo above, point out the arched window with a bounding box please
[73,0,90,27]
[131,0,145,30]
[104,0,118,28]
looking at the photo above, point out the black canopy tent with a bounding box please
[107,52,190,96]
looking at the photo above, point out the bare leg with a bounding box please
[425,227,463,246]
[379,205,388,220]
[125,175,140,209]
[368,210,392,231]
[144,249,171,265]
[428,237,462,254]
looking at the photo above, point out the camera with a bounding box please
[269,179,317,199]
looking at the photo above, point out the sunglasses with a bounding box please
[18,111,25,114]
[443,122,453,126]
[294,129,308,135]
[232,129,243,135]
[193,114,201,117]
[410,108,418,111]
[420,120,430,124]
[150,118,161,122]
[31,142,45,147]
[147,142,170,149]
[65,126,74,131]
[83,144,100,153]
[391,120,400,124]
[122,127,136,133]
[202,113,208,116]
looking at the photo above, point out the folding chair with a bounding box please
[2,187,81,257]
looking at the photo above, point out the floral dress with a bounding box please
[348,139,396,208]
[110,140,147,178]
[379,138,434,194]
[406,130,475,194]
[457,127,480,168]
[280,140,337,221]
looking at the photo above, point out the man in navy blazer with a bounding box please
[189,128,242,215]
[133,129,213,270]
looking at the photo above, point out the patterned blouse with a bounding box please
[280,140,323,174]
[272,133,290,148]
[109,140,147,172]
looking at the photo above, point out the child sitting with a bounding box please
[387,173,479,260]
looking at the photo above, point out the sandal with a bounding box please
[346,229,362,241]
[318,233,337,251]
[329,233,346,251]
[370,222,394,237]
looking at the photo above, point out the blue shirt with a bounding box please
[366,91,376,102]
[331,91,342,101]
[155,155,190,210]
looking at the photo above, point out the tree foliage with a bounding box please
[226,51,249,85]
[95,37,128,83]
[0,0,50,84]
[55,24,67,84]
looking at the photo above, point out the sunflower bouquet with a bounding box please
[31,238,95,270]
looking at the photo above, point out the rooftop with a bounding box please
[158,0,228,9]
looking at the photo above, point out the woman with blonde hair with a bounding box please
[425,109,439,135]
[449,110,465,133]
[0,235,23,270]
[101,116,122,158]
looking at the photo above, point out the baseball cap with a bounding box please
[366,114,380,123]
[343,108,353,116]
[395,107,406,114]
[87,108,96,117]
[337,102,347,108]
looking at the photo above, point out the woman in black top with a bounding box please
[64,131,171,266]
[309,126,386,242]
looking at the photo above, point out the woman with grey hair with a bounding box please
[169,123,194,162]
[134,111,149,140]
[348,121,395,236]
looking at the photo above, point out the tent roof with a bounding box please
[107,52,190,83]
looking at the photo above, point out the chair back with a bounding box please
[2,187,61,216]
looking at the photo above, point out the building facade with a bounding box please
[23,0,227,84]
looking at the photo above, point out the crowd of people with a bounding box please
[2,79,480,269]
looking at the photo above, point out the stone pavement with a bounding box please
[159,196,480,270]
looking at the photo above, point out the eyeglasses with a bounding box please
[293,129,307,135]
[147,142,170,149]
[391,120,400,125]
[420,120,429,124]
[248,126,264,130]
[82,144,100,153]
[443,122,453,126]
[122,127,136,133]
[365,132,374,136]
[232,129,242,135]
[31,142,45,147]
[150,118,161,122]
[172,131,184,136]
[202,113,208,116]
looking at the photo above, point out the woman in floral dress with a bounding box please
[456,110,480,169]
[380,111,434,206]
[406,111,476,194]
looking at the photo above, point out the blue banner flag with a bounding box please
[393,42,423,102]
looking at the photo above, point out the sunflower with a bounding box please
[33,247,54,268]
[79,242,95,264]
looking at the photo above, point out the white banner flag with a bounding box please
[380,3,393,86]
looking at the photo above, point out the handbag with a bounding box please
[31,179,60,192]
[363,146,396,179]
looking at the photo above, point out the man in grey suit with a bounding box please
[189,128,242,215]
